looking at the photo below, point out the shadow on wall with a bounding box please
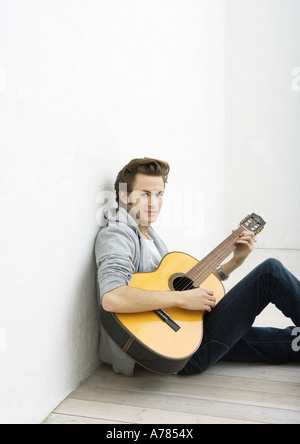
[96,177,117,229]
[68,249,100,380]
[76,176,117,376]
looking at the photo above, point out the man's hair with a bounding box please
[114,157,170,206]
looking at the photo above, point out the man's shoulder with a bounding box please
[96,222,138,241]
[95,222,140,258]
[96,207,139,240]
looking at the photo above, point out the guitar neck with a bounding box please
[185,226,245,286]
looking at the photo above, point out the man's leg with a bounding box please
[222,326,300,364]
[178,258,300,375]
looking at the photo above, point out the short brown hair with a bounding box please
[114,157,170,205]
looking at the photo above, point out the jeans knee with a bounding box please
[179,340,230,375]
[261,258,283,274]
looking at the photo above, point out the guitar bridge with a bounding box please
[154,309,181,332]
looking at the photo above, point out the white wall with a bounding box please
[0,0,225,424]
[225,0,300,249]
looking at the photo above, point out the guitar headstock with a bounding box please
[240,213,266,235]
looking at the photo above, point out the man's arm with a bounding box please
[213,230,255,281]
[101,230,255,314]
[102,285,217,314]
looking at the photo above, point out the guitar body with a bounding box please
[100,251,225,374]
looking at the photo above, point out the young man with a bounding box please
[95,158,300,376]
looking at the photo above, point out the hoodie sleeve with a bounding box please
[95,225,137,301]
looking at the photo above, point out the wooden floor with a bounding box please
[44,249,300,425]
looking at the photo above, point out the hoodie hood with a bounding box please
[102,206,168,260]
[104,206,139,232]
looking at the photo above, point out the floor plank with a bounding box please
[43,413,128,425]
[53,397,260,424]
[43,249,300,425]
[66,376,300,423]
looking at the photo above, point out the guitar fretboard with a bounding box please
[185,225,245,286]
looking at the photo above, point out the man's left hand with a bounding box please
[233,230,255,266]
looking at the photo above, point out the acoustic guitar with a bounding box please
[100,213,266,374]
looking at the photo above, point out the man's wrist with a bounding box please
[217,258,242,280]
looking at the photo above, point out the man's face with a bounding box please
[121,173,165,226]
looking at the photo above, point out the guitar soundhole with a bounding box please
[172,276,196,292]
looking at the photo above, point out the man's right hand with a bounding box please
[177,287,216,312]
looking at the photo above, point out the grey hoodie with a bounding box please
[95,206,169,376]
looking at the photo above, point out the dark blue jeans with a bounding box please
[178,259,300,375]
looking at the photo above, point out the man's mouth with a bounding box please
[147,210,158,215]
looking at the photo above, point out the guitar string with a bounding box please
[178,224,252,292]
[174,243,235,292]
[188,231,241,283]
[172,226,245,292]
[187,228,243,281]
[178,229,242,291]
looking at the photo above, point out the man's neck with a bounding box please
[138,224,151,239]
